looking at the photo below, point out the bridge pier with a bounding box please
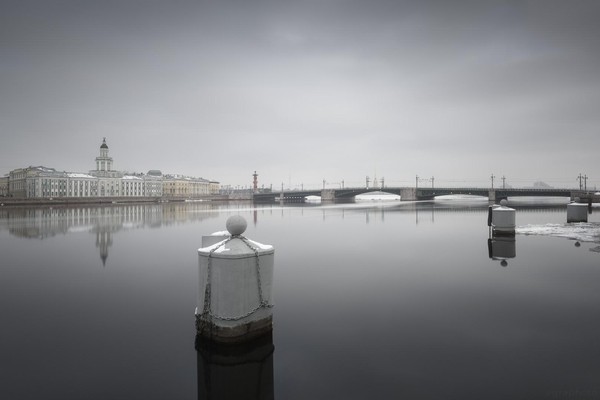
[321,189,336,202]
[400,188,417,201]
[488,189,496,203]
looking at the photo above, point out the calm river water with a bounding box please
[1,199,600,400]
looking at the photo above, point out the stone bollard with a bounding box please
[196,215,274,343]
[567,198,588,223]
[489,199,516,236]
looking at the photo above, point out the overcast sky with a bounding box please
[1,0,599,189]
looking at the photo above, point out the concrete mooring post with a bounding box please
[196,215,274,343]
[487,199,516,236]
[567,197,588,223]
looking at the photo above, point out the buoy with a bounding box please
[490,200,516,236]
[196,215,274,343]
[567,198,588,223]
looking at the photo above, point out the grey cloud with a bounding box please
[1,0,599,187]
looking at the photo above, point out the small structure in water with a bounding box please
[196,215,274,343]
[567,197,588,223]
[488,199,516,236]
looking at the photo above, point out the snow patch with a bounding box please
[198,237,273,253]
[434,194,487,201]
[246,238,274,250]
[517,223,600,243]
[67,173,95,179]
[198,238,230,253]
[355,191,401,201]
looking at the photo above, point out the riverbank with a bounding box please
[0,195,232,207]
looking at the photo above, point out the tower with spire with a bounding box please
[95,138,113,175]
[89,138,123,196]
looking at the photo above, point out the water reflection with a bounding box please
[249,200,569,227]
[196,332,274,400]
[415,202,435,224]
[488,236,516,267]
[2,200,600,399]
[0,203,227,264]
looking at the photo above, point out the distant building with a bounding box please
[209,181,220,195]
[7,167,99,198]
[121,175,144,197]
[163,175,187,198]
[4,138,218,199]
[190,177,211,197]
[9,166,59,198]
[144,170,164,197]
[0,175,8,197]
[67,173,98,197]
[163,174,214,198]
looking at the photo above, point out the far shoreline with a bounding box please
[0,195,240,207]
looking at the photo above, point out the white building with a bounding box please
[9,166,64,198]
[144,170,163,197]
[0,175,8,197]
[28,168,68,198]
[121,175,144,197]
[67,173,98,197]
[7,167,99,198]
[5,138,216,199]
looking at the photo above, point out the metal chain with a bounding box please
[198,236,232,336]
[239,235,273,309]
[199,235,273,327]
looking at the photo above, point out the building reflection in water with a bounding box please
[95,230,113,266]
[196,332,274,400]
[0,202,229,265]
[487,236,516,267]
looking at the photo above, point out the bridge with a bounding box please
[253,187,595,203]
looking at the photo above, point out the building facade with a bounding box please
[67,173,98,197]
[4,139,218,199]
[144,170,164,197]
[121,175,144,197]
[0,175,9,197]
[163,175,213,198]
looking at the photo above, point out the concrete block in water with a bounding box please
[197,216,274,343]
[567,202,588,223]
[491,202,516,236]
